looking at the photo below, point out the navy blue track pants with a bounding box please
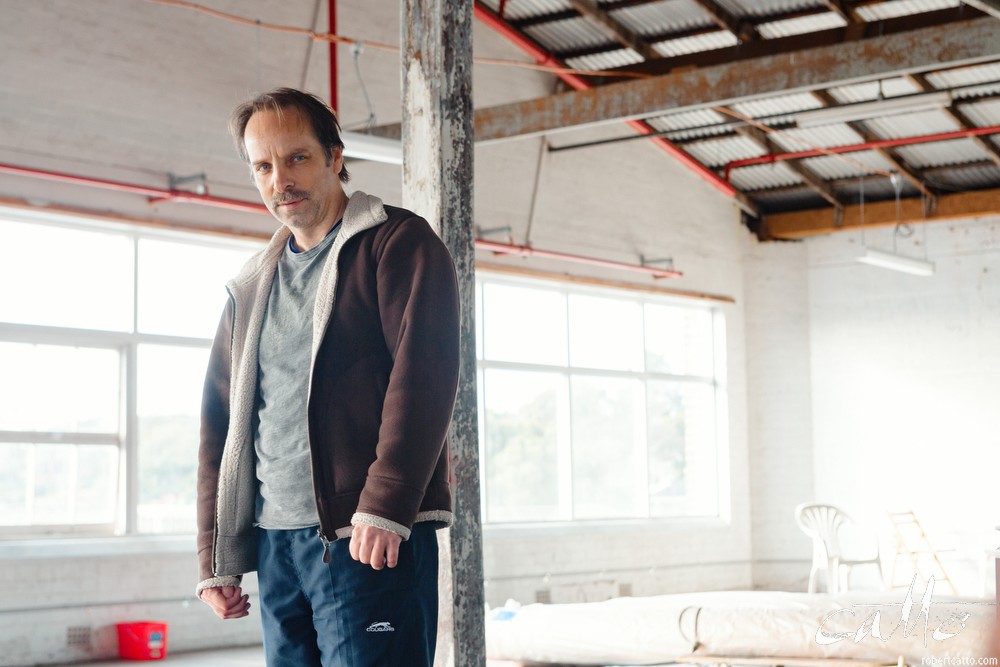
[255,523,438,666]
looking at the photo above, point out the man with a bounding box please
[196,87,460,667]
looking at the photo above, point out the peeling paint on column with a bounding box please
[401,2,484,667]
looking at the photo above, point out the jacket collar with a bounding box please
[229,190,388,292]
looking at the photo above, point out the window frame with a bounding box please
[475,270,728,526]
[0,207,262,538]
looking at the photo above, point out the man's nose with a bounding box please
[271,164,294,192]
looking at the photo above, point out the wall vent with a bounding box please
[66,626,92,650]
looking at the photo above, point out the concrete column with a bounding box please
[400,2,484,666]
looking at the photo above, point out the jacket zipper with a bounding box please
[317,528,333,563]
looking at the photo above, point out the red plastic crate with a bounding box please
[116,621,169,660]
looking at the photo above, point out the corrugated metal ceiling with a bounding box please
[611,0,715,35]
[485,0,1000,217]
[652,31,739,57]
[524,17,609,52]
[854,0,962,22]
[756,11,846,39]
[725,0,828,17]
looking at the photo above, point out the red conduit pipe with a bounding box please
[0,163,269,215]
[472,2,738,198]
[0,162,681,278]
[476,240,682,279]
[329,0,337,113]
[723,124,1000,180]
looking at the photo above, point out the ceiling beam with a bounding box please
[962,0,1000,20]
[750,159,998,196]
[820,0,862,24]
[809,89,935,201]
[689,0,757,42]
[558,25,718,61]
[563,0,661,60]
[763,186,1000,238]
[513,1,823,30]
[907,72,1000,169]
[730,120,841,207]
[472,0,755,210]
[474,18,1000,143]
[594,7,980,82]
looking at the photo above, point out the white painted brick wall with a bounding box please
[0,550,261,665]
[742,236,816,591]
[806,217,1000,597]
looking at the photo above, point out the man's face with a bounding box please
[243,107,344,234]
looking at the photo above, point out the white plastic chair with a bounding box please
[795,503,884,594]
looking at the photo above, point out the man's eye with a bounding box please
[292,155,306,162]
[256,164,271,172]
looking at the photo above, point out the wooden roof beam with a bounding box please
[474,18,1000,143]
[907,72,1000,169]
[597,7,981,82]
[689,0,757,42]
[564,0,661,60]
[763,186,1000,238]
[517,2,839,30]
[730,118,841,208]
[809,90,935,201]
[821,0,863,24]
[961,0,1000,20]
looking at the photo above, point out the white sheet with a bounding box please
[486,590,996,666]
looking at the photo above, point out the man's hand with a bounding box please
[349,524,403,570]
[199,585,250,620]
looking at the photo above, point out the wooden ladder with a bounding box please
[887,510,956,594]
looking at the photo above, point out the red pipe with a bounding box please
[472,1,738,198]
[724,124,1000,179]
[476,239,682,279]
[329,0,337,113]
[473,3,590,91]
[0,163,268,215]
[0,162,679,278]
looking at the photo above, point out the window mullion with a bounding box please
[125,234,139,535]
[557,371,573,522]
[124,342,138,534]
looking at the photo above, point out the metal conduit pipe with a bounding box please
[0,162,681,279]
[472,1,739,199]
[476,239,682,279]
[0,163,266,214]
[723,124,1000,180]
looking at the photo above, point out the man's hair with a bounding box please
[229,87,350,183]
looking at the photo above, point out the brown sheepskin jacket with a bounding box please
[196,191,459,593]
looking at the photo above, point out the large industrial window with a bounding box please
[476,273,726,524]
[0,211,260,536]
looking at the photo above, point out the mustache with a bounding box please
[273,190,309,205]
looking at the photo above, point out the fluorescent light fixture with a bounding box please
[856,247,935,276]
[797,91,951,128]
[341,131,403,165]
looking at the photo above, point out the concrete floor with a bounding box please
[78,646,265,666]
[77,646,531,666]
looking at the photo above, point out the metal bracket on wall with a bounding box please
[167,172,207,195]
[641,254,676,272]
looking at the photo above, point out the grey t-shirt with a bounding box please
[254,225,340,529]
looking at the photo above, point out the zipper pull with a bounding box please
[317,529,332,564]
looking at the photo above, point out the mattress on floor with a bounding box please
[485,589,996,666]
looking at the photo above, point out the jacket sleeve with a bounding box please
[196,300,239,588]
[352,216,461,537]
